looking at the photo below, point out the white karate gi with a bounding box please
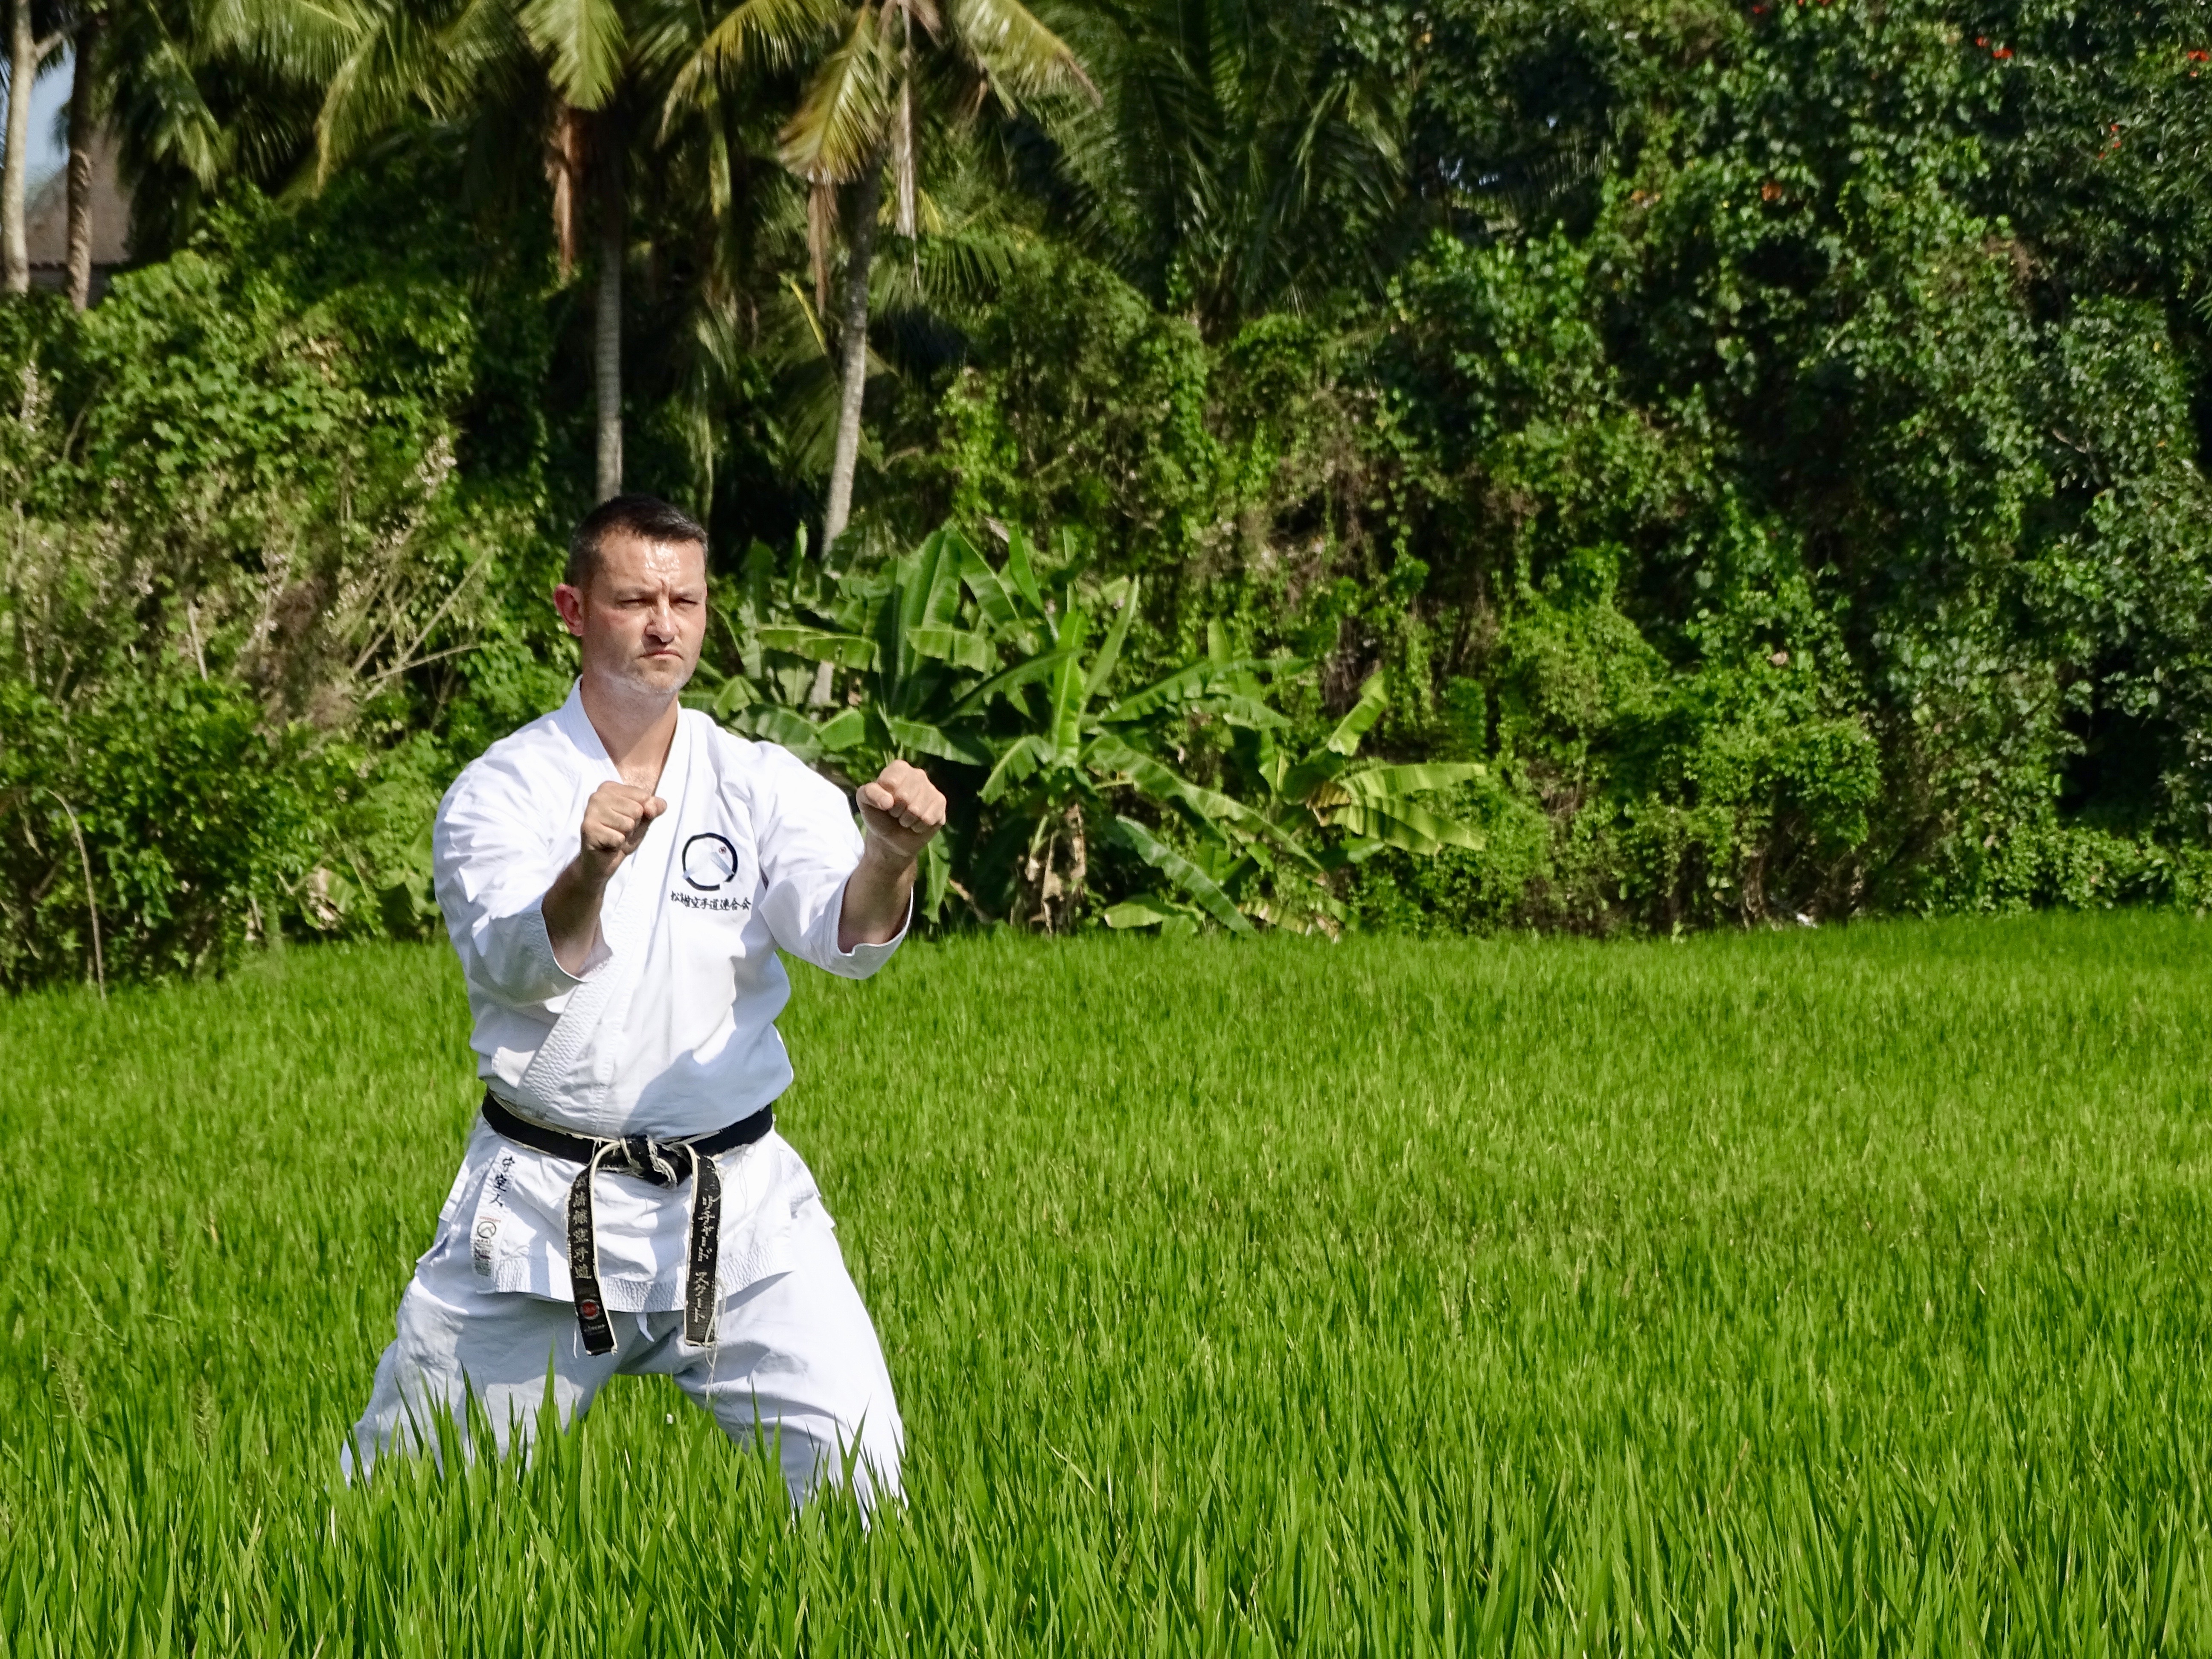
[347,683,906,1503]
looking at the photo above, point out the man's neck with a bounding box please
[579,672,681,790]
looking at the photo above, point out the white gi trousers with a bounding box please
[345,1154,902,1506]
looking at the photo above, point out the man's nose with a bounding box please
[646,598,677,640]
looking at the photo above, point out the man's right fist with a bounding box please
[578,781,665,883]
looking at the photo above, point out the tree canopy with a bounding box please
[2,0,2210,981]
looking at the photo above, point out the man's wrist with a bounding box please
[562,852,619,893]
[856,836,919,880]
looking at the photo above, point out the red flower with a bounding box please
[2189,49,2211,61]
[1975,35,1987,44]
[1992,46,2012,57]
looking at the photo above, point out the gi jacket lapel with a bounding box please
[515,700,695,1106]
[602,713,693,967]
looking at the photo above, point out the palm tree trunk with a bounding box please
[593,108,625,504]
[64,14,96,311]
[821,162,881,550]
[3,0,37,295]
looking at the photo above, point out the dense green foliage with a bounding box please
[696,525,1480,931]
[0,172,577,985]
[5,0,2212,982]
[6,916,2212,1650]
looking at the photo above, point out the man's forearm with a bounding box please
[542,858,608,975]
[838,841,917,952]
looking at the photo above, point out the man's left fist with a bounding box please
[856,758,947,862]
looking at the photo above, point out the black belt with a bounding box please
[480,1092,774,1356]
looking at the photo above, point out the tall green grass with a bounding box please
[5,914,2212,1653]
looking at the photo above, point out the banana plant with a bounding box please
[1106,662,1485,936]
[1252,669,1487,853]
[689,527,1009,920]
[961,572,1318,933]
[692,526,994,761]
[690,517,1330,933]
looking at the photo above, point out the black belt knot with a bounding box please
[606,1135,686,1188]
[479,1091,774,1357]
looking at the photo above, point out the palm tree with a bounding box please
[741,0,1093,550]
[3,0,64,294]
[308,0,714,501]
[91,0,322,261]
[62,8,99,307]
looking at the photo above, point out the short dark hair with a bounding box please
[565,494,709,590]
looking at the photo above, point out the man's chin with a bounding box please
[589,659,696,702]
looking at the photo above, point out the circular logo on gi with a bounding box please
[681,831,740,891]
[474,1220,498,1240]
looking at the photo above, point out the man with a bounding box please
[346,494,943,1505]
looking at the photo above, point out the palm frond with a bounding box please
[105,0,232,189]
[318,0,517,172]
[206,0,368,84]
[668,0,839,112]
[948,0,1093,105]
[517,0,628,107]
[777,0,894,183]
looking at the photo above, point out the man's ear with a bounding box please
[553,582,588,638]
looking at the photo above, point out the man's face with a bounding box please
[554,532,709,702]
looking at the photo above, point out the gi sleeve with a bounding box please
[751,743,909,978]
[434,763,608,1011]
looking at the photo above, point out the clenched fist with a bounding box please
[839,759,945,951]
[856,758,947,863]
[578,780,666,884]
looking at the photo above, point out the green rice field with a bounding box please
[6,914,2212,1654]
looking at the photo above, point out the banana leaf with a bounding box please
[955,536,1022,629]
[1104,895,1200,936]
[736,704,828,758]
[1104,894,1187,928]
[814,707,868,752]
[1004,525,1048,620]
[947,649,1077,717]
[908,624,1000,673]
[1047,610,1091,761]
[756,625,879,668]
[980,733,1048,803]
[1192,691,1289,730]
[1087,734,1320,868]
[1109,817,1254,936]
[1332,763,1485,799]
[920,832,951,924]
[1099,657,1275,725]
[1323,669,1389,756]
[883,715,990,765]
[1278,748,1350,805]
[1083,578,1138,702]
[1318,796,1484,855]
[886,531,966,694]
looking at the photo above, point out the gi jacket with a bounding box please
[421,682,906,1311]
